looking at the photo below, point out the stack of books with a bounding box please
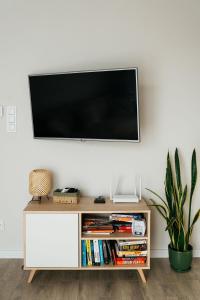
[82,215,114,235]
[110,213,146,236]
[82,213,146,236]
[113,240,147,265]
[82,239,147,267]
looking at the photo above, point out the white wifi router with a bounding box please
[110,176,142,203]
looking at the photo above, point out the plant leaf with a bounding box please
[175,148,182,194]
[165,217,176,231]
[188,149,197,231]
[148,199,168,220]
[146,188,168,209]
[181,185,187,208]
[173,225,179,250]
[191,208,200,228]
[165,152,173,213]
[186,209,200,248]
[190,149,197,201]
[177,224,185,251]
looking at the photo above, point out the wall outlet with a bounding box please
[0,220,5,231]
[0,105,3,118]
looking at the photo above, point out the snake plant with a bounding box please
[147,149,200,251]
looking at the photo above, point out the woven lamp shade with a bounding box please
[29,169,52,197]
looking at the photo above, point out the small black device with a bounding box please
[54,187,79,194]
[94,196,106,204]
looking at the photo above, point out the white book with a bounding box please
[93,239,100,264]
[117,240,147,246]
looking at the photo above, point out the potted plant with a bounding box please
[147,148,200,272]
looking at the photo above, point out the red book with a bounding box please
[117,229,132,233]
[117,226,132,230]
[115,257,146,265]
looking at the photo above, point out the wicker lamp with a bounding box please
[29,169,52,201]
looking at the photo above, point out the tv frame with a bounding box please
[29,67,140,142]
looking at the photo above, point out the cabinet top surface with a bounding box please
[24,197,150,213]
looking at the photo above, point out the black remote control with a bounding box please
[94,196,105,204]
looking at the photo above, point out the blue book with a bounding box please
[98,240,104,265]
[82,240,87,267]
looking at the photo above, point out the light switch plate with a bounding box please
[7,123,16,132]
[6,106,17,133]
[7,106,16,115]
[8,115,16,123]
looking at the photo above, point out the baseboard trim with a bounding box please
[0,251,23,258]
[151,249,200,258]
[151,250,168,258]
[0,249,199,259]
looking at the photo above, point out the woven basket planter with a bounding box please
[29,169,52,197]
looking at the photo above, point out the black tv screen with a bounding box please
[29,68,139,141]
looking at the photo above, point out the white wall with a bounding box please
[0,0,200,257]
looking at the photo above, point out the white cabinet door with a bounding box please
[25,213,79,268]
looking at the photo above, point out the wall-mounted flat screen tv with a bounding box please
[29,68,140,142]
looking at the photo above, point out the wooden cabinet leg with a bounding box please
[28,269,37,283]
[137,269,147,284]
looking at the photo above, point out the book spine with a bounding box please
[111,248,116,265]
[86,240,92,266]
[115,256,146,262]
[118,245,147,251]
[98,240,104,265]
[117,250,148,257]
[93,239,100,265]
[81,240,87,267]
[115,257,146,265]
[111,217,133,223]
[102,240,109,264]
[117,240,147,246]
[106,241,113,264]
[115,260,145,265]
[91,240,95,265]
[117,229,132,233]
[115,226,132,230]
[83,231,112,235]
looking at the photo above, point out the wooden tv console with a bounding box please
[23,197,150,283]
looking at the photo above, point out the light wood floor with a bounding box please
[0,258,200,300]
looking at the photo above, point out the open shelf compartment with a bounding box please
[80,211,149,269]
